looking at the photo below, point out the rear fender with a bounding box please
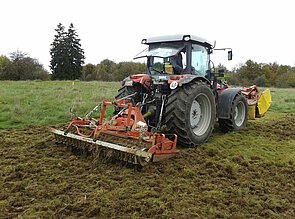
[217,88,242,119]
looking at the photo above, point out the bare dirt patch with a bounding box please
[1,117,295,218]
[251,114,295,141]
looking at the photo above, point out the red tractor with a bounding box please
[52,34,271,165]
[116,34,247,147]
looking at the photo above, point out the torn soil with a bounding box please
[1,115,295,218]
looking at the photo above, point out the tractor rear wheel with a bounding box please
[115,86,140,104]
[218,93,248,132]
[164,80,216,147]
[114,86,140,115]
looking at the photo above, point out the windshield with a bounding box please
[146,53,186,75]
[134,43,184,59]
[134,43,185,75]
[134,47,182,59]
[133,42,209,76]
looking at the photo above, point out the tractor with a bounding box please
[116,34,247,147]
[52,34,271,165]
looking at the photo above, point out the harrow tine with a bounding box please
[51,129,153,166]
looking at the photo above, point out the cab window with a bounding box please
[191,44,209,77]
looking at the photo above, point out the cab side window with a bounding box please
[191,44,209,77]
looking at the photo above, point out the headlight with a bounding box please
[124,80,133,86]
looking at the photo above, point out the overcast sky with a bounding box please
[1,0,294,71]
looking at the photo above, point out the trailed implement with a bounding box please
[51,99,178,166]
[241,85,272,120]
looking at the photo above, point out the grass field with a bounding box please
[0,81,294,218]
[0,81,120,130]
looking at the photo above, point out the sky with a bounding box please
[1,0,295,71]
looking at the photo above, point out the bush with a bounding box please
[254,74,268,87]
[276,73,291,88]
[287,72,295,87]
[0,55,11,80]
[80,64,96,81]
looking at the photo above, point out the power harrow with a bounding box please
[51,99,178,166]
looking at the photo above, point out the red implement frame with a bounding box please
[63,99,178,163]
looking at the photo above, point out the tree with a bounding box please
[114,61,145,81]
[0,55,11,79]
[253,74,268,87]
[50,23,85,80]
[65,23,85,79]
[81,63,96,81]
[236,60,262,84]
[96,59,117,81]
[79,60,146,81]
[288,72,295,87]
[261,64,275,86]
[0,51,50,80]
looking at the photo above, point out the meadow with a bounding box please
[0,81,294,218]
[0,81,120,130]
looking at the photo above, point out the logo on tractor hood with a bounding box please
[158,75,170,80]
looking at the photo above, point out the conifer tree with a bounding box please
[50,23,85,80]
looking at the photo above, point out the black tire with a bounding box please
[114,86,139,115]
[115,86,140,104]
[164,80,216,147]
[219,93,248,132]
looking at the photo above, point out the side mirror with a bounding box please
[228,51,233,60]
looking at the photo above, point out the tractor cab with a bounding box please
[134,34,213,78]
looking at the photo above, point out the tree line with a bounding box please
[0,51,145,82]
[0,51,50,81]
[80,61,145,81]
[226,60,295,88]
[1,51,294,88]
[0,22,294,87]
[0,53,146,82]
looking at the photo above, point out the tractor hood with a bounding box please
[123,74,211,90]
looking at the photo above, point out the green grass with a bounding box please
[0,82,294,218]
[0,81,121,129]
[267,87,295,114]
[0,82,294,130]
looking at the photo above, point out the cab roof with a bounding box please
[142,34,213,48]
